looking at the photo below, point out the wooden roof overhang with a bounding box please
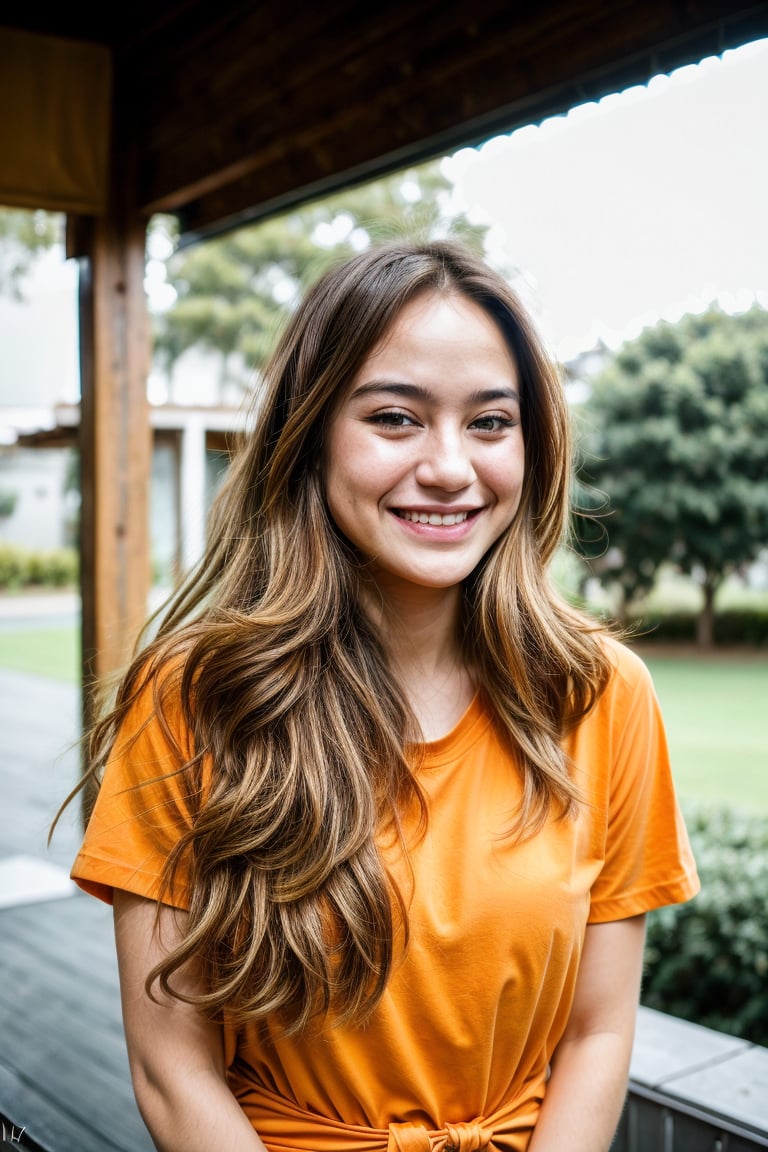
[2,0,768,715]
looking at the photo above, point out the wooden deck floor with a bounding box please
[0,894,153,1152]
[0,650,153,1152]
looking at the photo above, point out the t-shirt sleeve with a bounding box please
[70,671,200,909]
[585,642,700,923]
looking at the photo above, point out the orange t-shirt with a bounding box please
[71,638,699,1151]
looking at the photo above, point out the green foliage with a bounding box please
[625,608,768,647]
[0,488,18,517]
[642,803,768,1045]
[572,307,768,627]
[0,543,78,589]
[0,208,62,298]
[151,159,489,394]
[0,543,29,588]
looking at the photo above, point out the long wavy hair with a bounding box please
[77,239,611,1033]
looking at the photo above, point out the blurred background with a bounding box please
[1,25,766,1078]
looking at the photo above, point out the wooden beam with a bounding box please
[116,0,768,235]
[72,208,152,735]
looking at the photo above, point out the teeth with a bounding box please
[400,510,469,525]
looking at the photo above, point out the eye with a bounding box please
[469,414,517,433]
[367,410,419,428]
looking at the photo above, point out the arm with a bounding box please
[113,889,267,1152]
[527,914,646,1152]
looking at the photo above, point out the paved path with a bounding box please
[0,592,79,643]
[0,668,80,871]
[0,590,79,620]
[0,591,79,615]
[0,625,151,1150]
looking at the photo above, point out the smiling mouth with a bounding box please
[394,509,475,526]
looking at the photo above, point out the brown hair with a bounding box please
[77,239,610,1032]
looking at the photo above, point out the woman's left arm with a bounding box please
[527,914,647,1152]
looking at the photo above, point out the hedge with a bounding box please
[642,802,768,1046]
[624,609,768,647]
[0,542,78,589]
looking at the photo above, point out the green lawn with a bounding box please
[0,625,80,683]
[639,652,768,813]
[0,625,765,811]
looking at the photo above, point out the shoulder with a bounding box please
[106,649,196,774]
[601,634,655,693]
[567,634,661,751]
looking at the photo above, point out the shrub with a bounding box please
[0,543,78,589]
[25,550,48,584]
[624,608,768,647]
[714,608,768,647]
[0,542,31,588]
[37,548,78,586]
[642,802,768,1045]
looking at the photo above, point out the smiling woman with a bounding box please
[324,292,525,614]
[62,239,699,1152]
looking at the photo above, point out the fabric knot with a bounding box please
[387,1119,494,1152]
[442,1120,493,1151]
[387,1122,433,1151]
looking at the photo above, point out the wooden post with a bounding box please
[68,209,152,742]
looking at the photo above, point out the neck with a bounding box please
[362,578,461,663]
[360,579,474,740]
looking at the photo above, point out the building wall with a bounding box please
[0,445,73,550]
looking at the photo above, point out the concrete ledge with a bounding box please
[613,1006,768,1150]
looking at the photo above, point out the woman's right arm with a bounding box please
[113,889,268,1152]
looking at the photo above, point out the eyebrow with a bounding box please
[349,380,520,404]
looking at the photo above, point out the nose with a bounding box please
[414,427,476,492]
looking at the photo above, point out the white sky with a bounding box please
[443,35,768,362]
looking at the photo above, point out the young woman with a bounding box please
[69,239,699,1152]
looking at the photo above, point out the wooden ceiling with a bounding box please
[4,0,768,241]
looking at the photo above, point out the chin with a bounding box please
[375,568,472,592]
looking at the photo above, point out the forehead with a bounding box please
[355,290,517,378]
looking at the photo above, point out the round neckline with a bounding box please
[413,692,492,769]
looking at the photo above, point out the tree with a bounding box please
[572,306,768,646]
[0,208,62,298]
[149,159,491,400]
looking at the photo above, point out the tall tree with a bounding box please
[149,159,490,400]
[572,306,768,645]
[0,208,62,298]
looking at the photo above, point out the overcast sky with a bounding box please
[443,35,768,362]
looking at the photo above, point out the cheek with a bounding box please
[322,426,350,508]
[487,447,526,503]
[322,442,380,534]
[324,429,403,510]
[324,469,356,529]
